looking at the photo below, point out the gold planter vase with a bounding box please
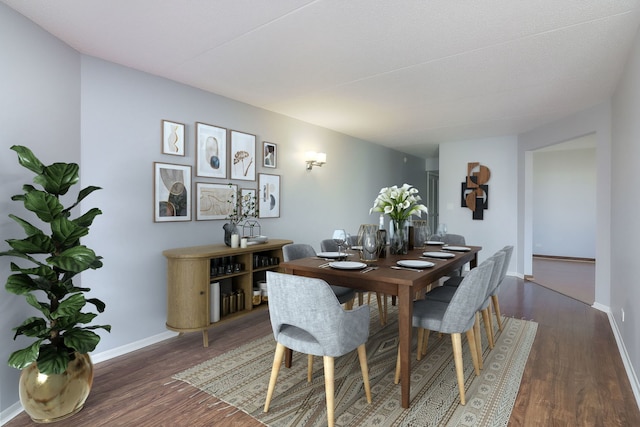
[19,353,94,423]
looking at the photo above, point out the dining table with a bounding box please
[280,243,482,409]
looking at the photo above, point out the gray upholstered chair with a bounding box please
[320,239,339,252]
[425,251,506,364]
[394,260,494,405]
[431,233,467,276]
[320,238,389,324]
[263,272,372,427]
[490,245,513,332]
[282,243,356,308]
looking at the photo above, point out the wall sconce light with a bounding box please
[305,151,327,170]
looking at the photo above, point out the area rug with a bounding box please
[172,303,537,426]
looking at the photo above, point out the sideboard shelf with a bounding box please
[162,238,292,347]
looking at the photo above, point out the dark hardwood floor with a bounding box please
[5,277,640,426]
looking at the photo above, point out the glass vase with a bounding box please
[390,219,409,255]
[223,223,239,246]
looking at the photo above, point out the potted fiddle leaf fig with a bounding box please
[1,145,110,422]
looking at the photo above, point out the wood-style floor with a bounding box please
[5,276,640,426]
[532,256,595,305]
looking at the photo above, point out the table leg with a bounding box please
[285,348,292,368]
[398,286,413,408]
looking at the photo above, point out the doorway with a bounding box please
[426,171,439,235]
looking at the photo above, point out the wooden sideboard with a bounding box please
[162,239,292,347]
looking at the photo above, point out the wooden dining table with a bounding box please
[280,243,482,409]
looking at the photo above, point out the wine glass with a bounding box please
[332,229,347,257]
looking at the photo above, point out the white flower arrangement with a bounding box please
[369,183,428,222]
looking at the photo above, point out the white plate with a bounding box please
[317,252,350,259]
[426,241,445,245]
[329,261,367,270]
[351,245,363,251]
[423,251,455,258]
[397,260,435,268]
[248,235,268,243]
[444,246,470,252]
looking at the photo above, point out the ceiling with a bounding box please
[4,0,640,158]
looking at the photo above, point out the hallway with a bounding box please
[530,256,595,305]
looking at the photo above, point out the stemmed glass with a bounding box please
[332,229,347,257]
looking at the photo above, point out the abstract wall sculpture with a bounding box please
[461,162,490,220]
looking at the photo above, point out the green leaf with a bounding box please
[9,263,57,281]
[51,217,88,247]
[86,297,107,313]
[7,341,41,370]
[25,293,51,318]
[6,234,54,254]
[7,214,43,237]
[11,145,44,175]
[63,329,101,354]
[5,274,40,295]
[22,189,63,223]
[48,246,99,273]
[73,208,102,228]
[12,317,48,339]
[51,294,85,319]
[34,162,79,196]
[36,344,71,375]
[76,186,102,205]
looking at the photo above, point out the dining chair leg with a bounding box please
[451,333,466,405]
[323,356,336,427]
[358,292,364,306]
[394,346,401,384]
[307,354,314,382]
[491,295,504,331]
[345,298,354,310]
[421,328,431,358]
[376,293,386,325]
[264,342,286,412]
[357,344,372,403]
[466,327,480,376]
[416,328,425,361]
[481,308,494,349]
[474,313,483,370]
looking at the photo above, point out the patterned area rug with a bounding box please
[172,303,537,426]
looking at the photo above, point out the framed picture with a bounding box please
[230,130,256,181]
[258,173,280,218]
[154,162,191,222]
[196,182,236,221]
[196,122,227,178]
[263,141,277,168]
[240,188,257,218]
[161,120,186,156]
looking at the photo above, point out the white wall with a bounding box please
[532,147,596,258]
[0,5,426,416]
[611,21,640,397]
[438,136,518,273]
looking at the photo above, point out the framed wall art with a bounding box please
[258,173,280,218]
[263,141,277,168]
[161,120,186,156]
[196,122,227,178]
[154,162,191,222]
[196,182,236,221]
[230,130,256,181]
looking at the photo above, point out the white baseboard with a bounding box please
[607,309,640,411]
[0,330,178,426]
[1,401,25,426]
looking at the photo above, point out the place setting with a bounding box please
[422,251,456,259]
[391,259,435,272]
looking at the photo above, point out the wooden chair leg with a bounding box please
[394,346,401,384]
[323,356,336,427]
[358,292,364,306]
[416,328,424,361]
[492,295,503,331]
[357,344,372,403]
[264,343,286,412]
[345,298,354,310]
[421,328,431,357]
[474,313,483,370]
[307,354,314,382]
[481,308,494,349]
[451,333,466,405]
[466,327,480,376]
